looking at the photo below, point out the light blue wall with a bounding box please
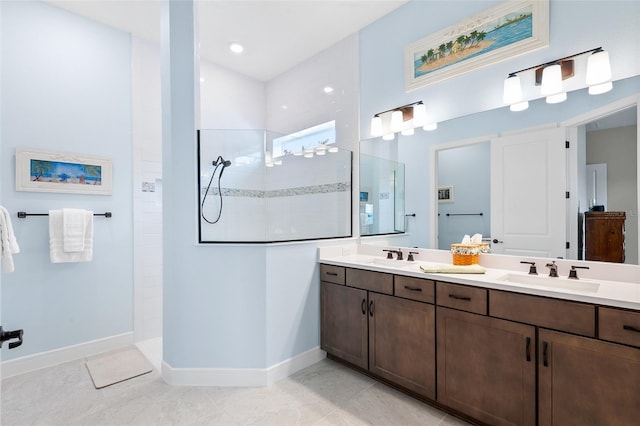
[0,1,133,360]
[360,0,640,135]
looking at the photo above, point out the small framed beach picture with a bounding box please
[438,186,454,202]
[15,148,112,195]
[405,0,549,91]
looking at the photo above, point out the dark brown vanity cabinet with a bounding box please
[320,263,640,425]
[437,289,536,426]
[369,292,435,398]
[320,281,368,369]
[538,329,640,426]
[320,266,436,399]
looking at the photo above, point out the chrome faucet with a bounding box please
[545,261,559,277]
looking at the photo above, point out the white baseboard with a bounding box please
[162,346,326,387]
[1,332,134,380]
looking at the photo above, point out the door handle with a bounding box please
[369,300,374,317]
[492,238,504,244]
[361,299,366,315]
[525,337,531,362]
[0,326,24,349]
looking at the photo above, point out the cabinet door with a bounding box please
[437,307,536,426]
[369,293,435,399]
[539,329,640,425]
[320,281,368,369]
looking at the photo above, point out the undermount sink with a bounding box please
[371,258,411,267]
[497,273,600,293]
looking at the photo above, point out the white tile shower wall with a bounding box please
[132,37,163,342]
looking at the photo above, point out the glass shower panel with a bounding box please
[198,129,352,243]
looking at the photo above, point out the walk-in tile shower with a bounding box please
[198,124,352,243]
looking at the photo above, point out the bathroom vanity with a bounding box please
[319,246,640,426]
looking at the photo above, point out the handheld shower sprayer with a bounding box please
[202,155,232,224]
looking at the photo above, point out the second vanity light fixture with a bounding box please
[503,47,612,112]
[370,101,437,140]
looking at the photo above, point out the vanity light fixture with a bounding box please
[503,47,612,111]
[370,101,437,138]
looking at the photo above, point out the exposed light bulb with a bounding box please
[323,85,334,94]
[382,133,395,141]
[328,146,339,153]
[423,122,438,131]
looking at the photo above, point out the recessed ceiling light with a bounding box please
[323,85,334,94]
[229,42,244,54]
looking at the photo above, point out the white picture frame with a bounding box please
[15,148,112,195]
[405,0,549,92]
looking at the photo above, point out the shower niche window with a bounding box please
[198,124,352,243]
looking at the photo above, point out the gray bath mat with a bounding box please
[86,347,153,389]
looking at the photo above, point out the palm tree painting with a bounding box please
[29,159,102,185]
[407,0,548,90]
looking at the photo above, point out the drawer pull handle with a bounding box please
[361,299,366,315]
[526,337,531,362]
[404,285,422,292]
[623,324,640,333]
[369,301,374,317]
[448,294,471,301]
[543,341,549,367]
[326,272,338,276]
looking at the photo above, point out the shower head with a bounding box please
[212,156,232,168]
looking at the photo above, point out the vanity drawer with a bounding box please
[599,307,640,348]
[346,268,393,295]
[489,290,596,337]
[320,264,345,285]
[394,276,435,304]
[436,282,487,315]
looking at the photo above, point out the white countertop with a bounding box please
[319,248,640,311]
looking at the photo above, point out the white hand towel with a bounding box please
[471,233,483,244]
[63,208,87,252]
[50,210,93,263]
[0,206,20,273]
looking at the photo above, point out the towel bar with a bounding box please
[17,211,112,218]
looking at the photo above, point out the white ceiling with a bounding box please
[46,0,406,82]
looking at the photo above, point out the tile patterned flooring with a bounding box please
[1,356,472,426]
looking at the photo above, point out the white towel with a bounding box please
[0,206,20,273]
[49,209,93,263]
[63,208,87,252]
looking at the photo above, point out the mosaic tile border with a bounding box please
[202,182,351,198]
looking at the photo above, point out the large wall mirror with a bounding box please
[360,83,639,266]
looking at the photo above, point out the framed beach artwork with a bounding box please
[15,148,112,195]
[405,0,549,91]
